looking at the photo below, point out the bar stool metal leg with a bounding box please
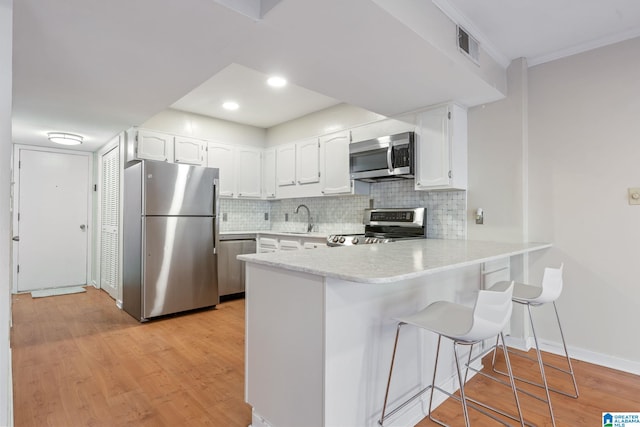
[527,304,556,426]
[552,302,580,398]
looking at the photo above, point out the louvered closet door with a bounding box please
[100,146,119,299]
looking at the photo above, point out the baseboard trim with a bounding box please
[504,335,640,376]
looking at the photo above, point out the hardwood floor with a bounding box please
[11,287,640,426]
[11,287,252,427]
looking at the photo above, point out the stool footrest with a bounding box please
[429,386,534,427]
[378,385,433,426]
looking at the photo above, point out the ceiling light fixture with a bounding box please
[47,132,83,146]
[222,101,239,111]
[267,76,287,88]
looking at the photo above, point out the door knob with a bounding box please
[80,224,86,231]
[12,236,19,242]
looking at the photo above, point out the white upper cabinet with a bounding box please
[236,147,262,198]
[135,129,173,162]
[321,131,351,195]
[415,103,467,191]
[262,148,276,198]
[207,142,236,197]
[276,143,296,187]
[174,135,205,165]
[296,138,320,185]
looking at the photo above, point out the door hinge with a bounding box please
[349,131,352,142]
[448,170,452,179]
[318,171,321,178]
[94,184,97,192]
[18,161,21,169]
[17,212,20,221]
[448,111,451,120]
[135,133,139,142]
[17,265,19,273]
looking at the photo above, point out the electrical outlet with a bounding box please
[629,188,640,205]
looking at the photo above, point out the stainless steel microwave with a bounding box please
[349,131,415,182]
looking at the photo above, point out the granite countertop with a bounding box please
[237,239,552,284]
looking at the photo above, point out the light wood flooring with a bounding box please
[11,287,640,426]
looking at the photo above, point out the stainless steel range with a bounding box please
[327,207,426,246]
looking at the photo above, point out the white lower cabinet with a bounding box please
[257,234,325,253]
[257,237,278,253]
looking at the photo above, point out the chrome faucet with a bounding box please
[294,204,313,233]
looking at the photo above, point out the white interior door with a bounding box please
[100,146,119,299]
[16,149,90,292]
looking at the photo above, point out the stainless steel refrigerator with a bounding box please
[123,160,219,321]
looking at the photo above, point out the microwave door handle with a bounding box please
[387,144,394,173]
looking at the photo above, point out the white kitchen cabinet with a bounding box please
[279,239,302,251]
[262,148,276,198]
[257,233,325,253]
[276,144,296,187]
[296,138,320,185]
[236,147,262,198]
[207,142,235,197]
[257,237,278,253]
[350,118,415,143]
[135,129,173,162]
[174,135,205,165]
[320,131,351,195]
[415,103,468,191]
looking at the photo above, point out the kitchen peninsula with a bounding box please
[239,239,551,427]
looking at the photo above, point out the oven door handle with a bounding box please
[387,144,394,173]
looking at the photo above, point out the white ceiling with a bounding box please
[170,63,340,128]
[438,0,640,66]
[11,0,640,152]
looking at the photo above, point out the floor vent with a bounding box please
[457,26,480,65]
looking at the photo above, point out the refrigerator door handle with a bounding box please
[213,178,220,255]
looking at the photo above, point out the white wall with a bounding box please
[469,37,640,372]
[0,1,13,424]
[527,37,640,370]
[467,58,528,244]
[141,108,266,148]
[265,103,385,146]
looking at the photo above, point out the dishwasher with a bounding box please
[218,235,256,297]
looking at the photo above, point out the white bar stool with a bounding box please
[379,282,525,427]
[490,264,579,427]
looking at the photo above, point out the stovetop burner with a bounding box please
[327,208,426,247]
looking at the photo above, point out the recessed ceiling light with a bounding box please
[47,132,83,146]
[222,101,239,111]
[267,76,287,88]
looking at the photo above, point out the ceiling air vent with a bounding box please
[457,26,479,65]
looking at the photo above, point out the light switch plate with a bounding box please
[629,188,640,205]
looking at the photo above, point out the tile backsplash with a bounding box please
[219,180,466,239]
[219,198,271,232]
[369,180,466,239]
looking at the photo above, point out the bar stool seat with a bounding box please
[379,282,525,427]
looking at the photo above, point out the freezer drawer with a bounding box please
[218,239,256,296]
[143,216,218,318]
[143,161,217,216]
